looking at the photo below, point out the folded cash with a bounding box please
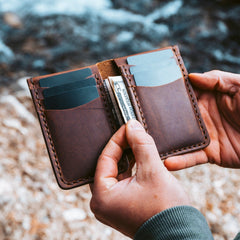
[104,78,124,126]
[108,76,136,123]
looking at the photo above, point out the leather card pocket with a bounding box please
[44,97,113,187]
[127,48,182,87]
[135,78,209,158]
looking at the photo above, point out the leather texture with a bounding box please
[45,97,112,182]
[27,45,210,189]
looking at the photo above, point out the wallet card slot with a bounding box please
[39,67,93,88]
[43,85,100,110]
[38,81,103,110]
[135,79,209,158]
[128,48,182,87]
[44,96,105,111]
[117,71,147,128]
[44,96,113,183]
[114,47,209,158]
[131,63,182,87]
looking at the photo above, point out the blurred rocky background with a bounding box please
[0,0,240,239]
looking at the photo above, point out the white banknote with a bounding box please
[108,76,136,123]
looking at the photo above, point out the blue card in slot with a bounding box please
[44,85,99,110]
[39,68,92,88]
[129,58,177,75]
[133,64,182,87]
[127,49,174,66]
[43,77,96,98]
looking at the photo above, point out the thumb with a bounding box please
[189,70,240,95]
[126,120,164,180]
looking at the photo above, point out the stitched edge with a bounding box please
[157,46,209,158]
[96,73,130,173]
[32,71,125,186]
[31,71,120,186]
[120,47,209,159]
[31,78,95,186]
[122,66,148,132]
[95,74,128,171]
[30,46,209,185]
[95,73,116,132]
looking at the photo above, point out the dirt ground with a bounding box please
[0,79,239,240]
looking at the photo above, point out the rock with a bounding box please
[147,0,183,20]
[0,179,13,196]
[0,39,14,63]
[63,208,87,221]
[3,12,23,28]
[17,76,32,94]
[0,0,239,79]
[3,118,28,135]
[0,94,35,123]
[111,0,170,15]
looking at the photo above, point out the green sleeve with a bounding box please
[134,206,213,240]
[234,232,240,240]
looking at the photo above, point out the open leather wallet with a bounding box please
[27,45,210,189]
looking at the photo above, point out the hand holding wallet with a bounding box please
[27,45,210,189]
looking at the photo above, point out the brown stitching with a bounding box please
[31,71,124,186]
[119,47,208,159]
[123,66,148,132]
[122,56,206,157]
[31,78,93,185]
[160,141,206,159]
[95,73,116,132]
[162,46,208,157]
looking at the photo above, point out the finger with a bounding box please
[164,150,208,171]
[189,71,240,95]
[89,183,93,193]
[94,124,128,191]
[126,120,164,178]
[117,149,135,181]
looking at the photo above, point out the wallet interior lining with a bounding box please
[97,60,121,79]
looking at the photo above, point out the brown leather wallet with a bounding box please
[27,45,210,189]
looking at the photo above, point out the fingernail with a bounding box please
[229,86,238,96]
[128,119,143,130]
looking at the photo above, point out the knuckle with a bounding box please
[133,133,155,149]
[204,70,222,81]
[207,70,222,76]
[209,69,221,74]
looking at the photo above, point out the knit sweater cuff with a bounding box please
[134,206,213,240]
